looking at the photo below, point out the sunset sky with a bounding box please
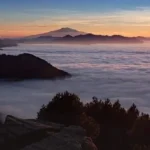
[1,0,150,37]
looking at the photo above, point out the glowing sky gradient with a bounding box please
[1,0,150,37]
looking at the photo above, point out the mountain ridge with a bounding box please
[25,27,86,39]
[18,27,144,44]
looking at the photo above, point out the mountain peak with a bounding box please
[57,27,78,32]
[43,27,86,37]
[25,27,86,39]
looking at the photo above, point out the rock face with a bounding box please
[0,53,71,80]
[22,126,98,150]
[0,115,97,150]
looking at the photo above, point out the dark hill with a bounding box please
[0,53,71,80]
[53,34,143,44]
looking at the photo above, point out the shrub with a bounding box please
[37,91,84,125]
[37,91,100,139]
[37,91,150,150]
[84,98,127,128]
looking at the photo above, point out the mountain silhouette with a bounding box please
[19,28,143,44]
[52,34,143,44]
[25,27,86,39]
[0,39,17,48]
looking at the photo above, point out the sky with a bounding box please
[1,0,150,37]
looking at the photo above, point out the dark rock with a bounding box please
[0,115,97,150]
[21,125,97,150]
[82,137,98,150]
[0,53,71,80]
[0,115,60,150]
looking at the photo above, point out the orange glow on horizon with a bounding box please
[0,24,60,38]
[1,6,150,38]
[1,24,150,38]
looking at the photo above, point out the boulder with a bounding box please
[0,115,97,150]
[0,53,71,80]
[82,137,98,150]
[21,125,98,150]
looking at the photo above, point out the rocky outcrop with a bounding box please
[0,53,71,80]
[0,115,97,150]
[22,126,98,150]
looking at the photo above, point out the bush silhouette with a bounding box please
[37,91,150,150]
[84,98,127,128]
[37,91,99,138]
[38,91,83,125]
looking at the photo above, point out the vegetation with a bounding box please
[37,91,150,150]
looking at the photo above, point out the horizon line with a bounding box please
[1,27,150,39]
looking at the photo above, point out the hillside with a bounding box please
[0,53,71,80]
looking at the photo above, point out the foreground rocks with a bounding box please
[0,115,97,150]
[0,53,71,80]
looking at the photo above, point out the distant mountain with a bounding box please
[137,36,150,41]
[46,27,86,37]
[52,34,143,44]
[18,28,143,44]
[25,27,86,39]
[0,39,17,48]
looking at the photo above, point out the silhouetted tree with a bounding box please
[37,91,100,139]
[127,104,139,129]
[37,91,150,150]
[38,91,83,125]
